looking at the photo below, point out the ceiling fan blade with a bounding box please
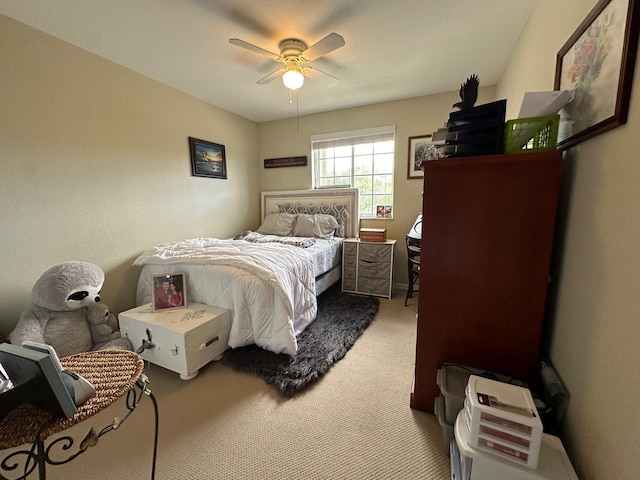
[256,68,285,85]
[304,66,339,87]
[302,33,345,62]
[229,38,281,61]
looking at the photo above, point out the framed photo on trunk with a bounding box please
[152,273,187,311]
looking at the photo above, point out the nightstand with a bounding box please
[119,303,230,380]
[342,238,396,299]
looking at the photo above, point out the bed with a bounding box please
[133,188,359,355]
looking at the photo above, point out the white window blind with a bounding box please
[311,126,395,218]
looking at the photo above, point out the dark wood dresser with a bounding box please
[410,151,562,413]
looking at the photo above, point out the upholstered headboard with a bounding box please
[261,188,359,239]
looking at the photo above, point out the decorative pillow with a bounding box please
[278,204,349,237]
[257,213,297,236]
[292,214,340,238]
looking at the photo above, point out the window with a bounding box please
[311,126,395,218]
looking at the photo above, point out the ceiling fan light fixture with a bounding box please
[230,33,344,90]
[282,69,304,90]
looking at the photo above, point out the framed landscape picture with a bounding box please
[189,137,227,179]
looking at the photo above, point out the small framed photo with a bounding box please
[376,205,393,218]
[189,137,227,179]
[152,273,187,311]
[407,135,432,179]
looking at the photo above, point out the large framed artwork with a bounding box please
[189,137,227,179]
[407,135,432,179]
[554,0,640,149]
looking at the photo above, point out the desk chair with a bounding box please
[405,235,421,306]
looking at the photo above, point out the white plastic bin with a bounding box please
[454,412,578,480]
[465,375,543,469]
[435,394,454,455]
[437,364,527,425]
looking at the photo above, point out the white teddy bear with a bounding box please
[9,261,132,357]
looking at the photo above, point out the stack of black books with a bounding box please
[432,99,506,158]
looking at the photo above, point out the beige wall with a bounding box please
[258,87,497,285]
[498,1,640,478]
[0,15,259,331]
[3,2,640,477]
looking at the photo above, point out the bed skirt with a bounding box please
[315,265,341,296]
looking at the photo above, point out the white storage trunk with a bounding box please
[119,303,230,380]
[453,413,578,480]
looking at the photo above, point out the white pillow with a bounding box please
[278,204,348,237]
[293,214,339,238]
[257,213,297,236]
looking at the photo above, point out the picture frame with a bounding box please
[188,137,227,179]
[407,135,432,179]
[376,205,393,218]
[0,343,78,419]
[554,0,640,149]
[152,273,187,311]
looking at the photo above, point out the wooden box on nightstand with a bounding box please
[118,303,230,380]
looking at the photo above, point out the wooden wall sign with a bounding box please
[263,156,308,168]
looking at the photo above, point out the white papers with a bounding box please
[518,90,574,118]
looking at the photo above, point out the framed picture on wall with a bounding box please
[407,135,432,179]
[189,137,227,179]
[152,273,187,311]
[376,205,392,218]
[554,0,640,149]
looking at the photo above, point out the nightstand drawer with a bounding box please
[356,277,391,296]
[343,241,358,257]
[358,243,393,262]
[342,276,357,291]
[358,259,391,278]
[342,253,357,268]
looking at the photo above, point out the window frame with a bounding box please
[311,125,396,219]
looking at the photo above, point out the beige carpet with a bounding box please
[4,290,451,479]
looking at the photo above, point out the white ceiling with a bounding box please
[0,0,537,123]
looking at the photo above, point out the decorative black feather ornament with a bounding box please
[453,74,479,110]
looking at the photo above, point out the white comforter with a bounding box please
[133,237,317,355]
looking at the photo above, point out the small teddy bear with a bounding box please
[86,303,122,350]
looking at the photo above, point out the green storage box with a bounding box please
[504,114,559,153]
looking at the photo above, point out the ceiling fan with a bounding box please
[229,32,345,90]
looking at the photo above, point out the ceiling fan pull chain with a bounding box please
[296,92,300,135]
